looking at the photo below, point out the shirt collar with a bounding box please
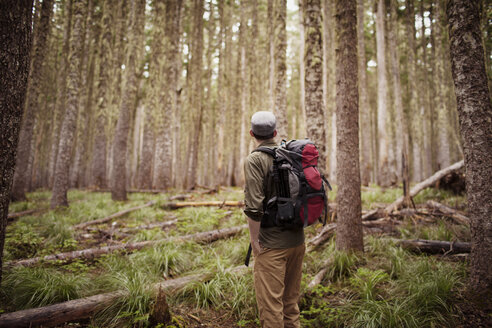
[258,140,277,147]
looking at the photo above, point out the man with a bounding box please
[244,111,305,328]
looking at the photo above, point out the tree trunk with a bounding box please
[419,0,433,178]
[405,0,422,182]
[111,0,145,201]
[357,0,371,185]
[70,0,94,189]
[303,0,326,172]
[388,0,409,182]
[51,0,87,208]
[48,0,72,189]
[0,0,33,284]
[435,0,451,170]
[153,0,182,189]
[184,0,204,190]
[11,0,54,201]
[268,0,275,111]
[274,0,288,139]
[375,0,391,187]
[91,0,114,189]
[334,0,363,252]
[447,0,492,304]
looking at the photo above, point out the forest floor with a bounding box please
[2,185,490,328]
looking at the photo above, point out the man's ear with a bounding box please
[273,130,277,137]
[250,130,254,137]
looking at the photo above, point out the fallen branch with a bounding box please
[74,201,155,230]
[9,225,247,267]
[385,160,464,213]
[307,223,337,250]
[163,200,244,209]
[398,239,471,254]
[119,219,178,233]
[307,257,334,289]
[307,219,402,251]
[426,200,470,225]
[7,208,47,221]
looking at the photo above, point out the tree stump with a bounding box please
[149,286,172,326]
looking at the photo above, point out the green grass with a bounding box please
[1,267,92,310]
[2,187,469,327]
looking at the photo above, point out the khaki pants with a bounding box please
[254,243,305,328]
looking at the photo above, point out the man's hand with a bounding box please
[247,217,261,257]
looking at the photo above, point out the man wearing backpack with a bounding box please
[244,111,305,328]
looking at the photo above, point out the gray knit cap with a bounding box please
[251,111,276,137]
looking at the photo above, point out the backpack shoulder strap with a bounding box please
[253,146,276,158]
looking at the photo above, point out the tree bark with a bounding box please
[153,0,182,189]
[11,0,54,201]
[50,0,86,208]
[447,0,492,303]
[388,0,409,182]
[375,0,391,187]
[48,0,72,189]
[274,0,288,139]
[303,0,326,172]
[111,0,145,201]
[356,0,371,185]
[0,0,33,284]
[435,0,451,170]
[334,0,363,252]
[91,0,114,189]
[184,0,204,190]
[405,0,422,182]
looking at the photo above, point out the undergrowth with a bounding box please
[2,187,469,327]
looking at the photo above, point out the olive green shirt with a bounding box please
[243,140,305,249]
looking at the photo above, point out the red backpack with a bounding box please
[255,139,331,229]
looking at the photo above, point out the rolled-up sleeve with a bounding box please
[244,155,265,222]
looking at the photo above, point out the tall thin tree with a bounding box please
[0,0,33,283]
[11,0,54,201]
[274,0,288,139]
[357,0,371,185]
[335,0,363,252]
[111,0,145,200]
[51,0,87,208]
[303,0,326,170]
[447,0,492,305]
[375,0,391,187]
[91,0,112,189]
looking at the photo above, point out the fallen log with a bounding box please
[119,219,179,233]
[0,273,205,328]
[74,201,155,230]
[398,239,471,254]
[384,160,464,213]
[9,224,248,267]
[426,200,470,225]
[307,223,337,250]
[307,257,334,289]
[307,219,402,251]
[0,265,249,328]
[7,208,47,221]
[163,200,244,209]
